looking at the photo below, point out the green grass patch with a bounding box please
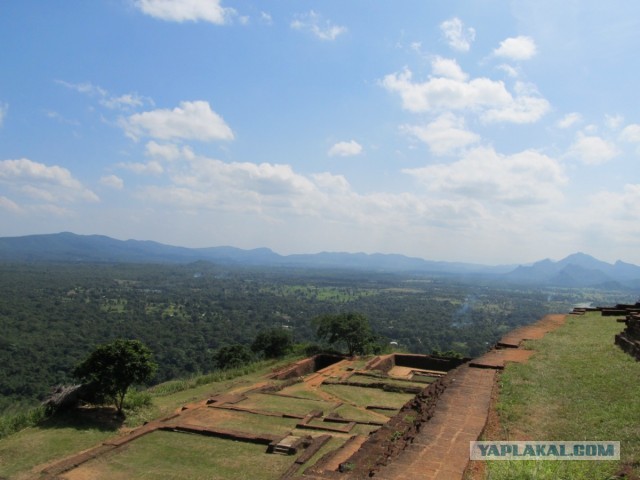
[69,430,295,479]
[213,410,298,436]
[0,410,117,479]
[320,384,413,409]
[0,405,47,439]
[277,383,329,401]
[291,436,346,475]
[344,374,425,389]
[238,393,337,417]
[486,314,640,479]
[333,404,390,423]
[0,359,297,478]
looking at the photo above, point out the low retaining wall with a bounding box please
[336,371,451,477]
[368,353,467,375]
[272,354,346,380]
[615,313,640,360]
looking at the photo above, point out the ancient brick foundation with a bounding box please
[615,313,640,360]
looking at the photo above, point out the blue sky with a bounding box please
[1,0,640,265]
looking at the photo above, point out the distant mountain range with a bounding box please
[1,232,639,289]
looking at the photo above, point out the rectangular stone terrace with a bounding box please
[44,353,457,480]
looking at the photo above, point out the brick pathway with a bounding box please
[372,366,496,480]
[367,314,567,480]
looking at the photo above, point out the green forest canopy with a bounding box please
[0,261,633,412]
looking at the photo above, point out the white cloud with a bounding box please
[590,184,640,221]
[56,80,107,97]
[100,175,124,189]
[497,64,519,78]
[493,36,537,60]
[557,112,582,129]
[401,113,480,156]
[566,133,619,165]
[56,80,151,111]
[381,67,549,123]
[440,17,476,52]
[604,114,624,130]
[0,158,99,204]
[431,57,468,82]
[260,12,273,25]
[145,141,194,161]
[291,11,346,41]
[403,146,567,206]
[482,82,550,124]
[328,140,363,157]
[0,103,8,127]
[620,124,640,143]
[134,0,235,24]
[0,196,21,213]
[117,161,164,175]
[120,101,234,142]
[101,93,145,110]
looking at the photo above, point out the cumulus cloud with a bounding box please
[120,101,234,142]
[403,146,567,206]
[566,133,619,165]
[493,36,537,60]
[381,66,549,123]
[291,11,347,41]
[620,124,640,143]
[482,82,550,123]
[0,158,99,205]
[431,57,468,82]
[100,175,124,189]
[145,141,194,161]
[134,0,235,24]
[401,113,480,156]
[605,114,624,130]
[440,17,475,52]
[557,112,582,129]
[328,140,363,157]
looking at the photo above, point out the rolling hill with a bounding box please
[0,232,639,287]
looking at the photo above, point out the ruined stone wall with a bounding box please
[271,354,345,380]
[338,370,452,478]
[615,313,640,360]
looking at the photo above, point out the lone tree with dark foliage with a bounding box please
[74,339,156,415]
[314,312,376,356]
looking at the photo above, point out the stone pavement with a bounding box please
[365,314,567,480]
[372,366,495,480]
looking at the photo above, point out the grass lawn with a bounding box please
[63,430,294,480]
[484,313,640,479]
[289,436,347,476]
[0,411,117,479]
[277,383,330,401]
[237,393,337,417]
[333,403,390,423]
[0,360,294,479]
[320,384,414,409]
[213,410,299,436]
